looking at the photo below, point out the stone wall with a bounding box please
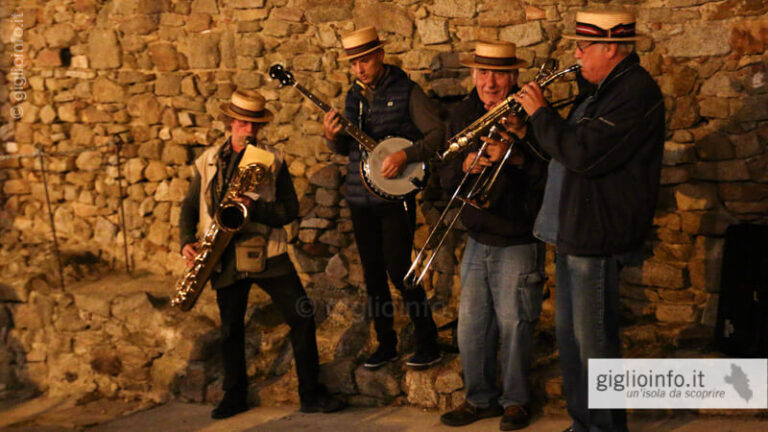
[0,0,766,408]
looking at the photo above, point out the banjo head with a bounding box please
[363,137,426,200]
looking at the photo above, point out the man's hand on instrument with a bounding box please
[233,196,253,207]
[512,82,546,117]
[501,114,527,139]
[323,110,343,141]
[480,133,511,163]
[381,150,407,178]
[479,130,525,166]
[462,152,491,174]
[181,242,200,267]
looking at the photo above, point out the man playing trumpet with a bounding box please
[514,10,664,432]
[439,42,548,431]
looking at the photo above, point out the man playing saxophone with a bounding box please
[438,42,548,431]
[179,89,345,419]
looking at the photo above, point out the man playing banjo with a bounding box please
[323,26,444,370]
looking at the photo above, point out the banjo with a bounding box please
[269,64,426,201]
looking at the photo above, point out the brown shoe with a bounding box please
[440,401,504,427]
[499,405,530,430]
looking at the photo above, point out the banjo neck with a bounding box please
[291,82,377,152]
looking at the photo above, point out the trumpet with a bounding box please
[441,61,581,160]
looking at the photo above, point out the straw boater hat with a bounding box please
[339,26,385,61]
[563,10,644,42]
[460,41,529,70]
[219,89,273,123]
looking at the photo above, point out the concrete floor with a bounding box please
[1,397,767,432]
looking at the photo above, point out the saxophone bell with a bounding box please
[215,201,249,232]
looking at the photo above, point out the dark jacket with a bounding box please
[528,53,665,255]
[328,65,443,207]
[440,89,548,247]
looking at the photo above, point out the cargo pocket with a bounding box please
[235,234,267,273]
[517,270,544,322]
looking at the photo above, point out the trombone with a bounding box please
[404,125,514,289]
[404,61,581,289]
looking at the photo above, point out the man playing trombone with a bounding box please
[439,42,547,431]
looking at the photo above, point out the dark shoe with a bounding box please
[363,345,398,370]
[499,405,530,430]
[300,393,347,413]
[211,392,248,419]
[405,348,442,370]
[440,401,504,426]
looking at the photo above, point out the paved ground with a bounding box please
[1,397,766,432]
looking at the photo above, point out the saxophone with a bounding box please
[172,141,272,311]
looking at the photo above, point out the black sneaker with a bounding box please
[405,349,442,370]
[211,391,248,419]
[300,393,347,413]
[363,345,398,370]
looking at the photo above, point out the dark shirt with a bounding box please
[440,89,547,247]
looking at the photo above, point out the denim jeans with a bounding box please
[457,238,544,408]
[555,253,628,432]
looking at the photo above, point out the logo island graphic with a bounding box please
[724,363,753,403]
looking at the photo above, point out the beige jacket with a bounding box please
[194,144,288,269]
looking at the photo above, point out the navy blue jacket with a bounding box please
[528,53,665,255]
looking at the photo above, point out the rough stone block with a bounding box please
[354,363,402,400]
[353,2,413,37]
[149,43,179,72]
[184,34,220,69]
[89,29,121,69]
[641,259,688,289]
[319,357,357,395]
[655,304,698,323]
[674,183,718,211]
[665,23,731,57]
[500,21,544,47]
[695,132,734,161]
[404,368,440,408]
[127,94,163,124]
[304,1,353,24]
[308,164,341,189]
[431,0,476,18]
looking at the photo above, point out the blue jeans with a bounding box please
[555,253,628,432]
[458,239,544,408]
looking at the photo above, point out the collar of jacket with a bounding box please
[361,64,406,94]
[594,51,640,94]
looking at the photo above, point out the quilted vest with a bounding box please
[342,65,423,206]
